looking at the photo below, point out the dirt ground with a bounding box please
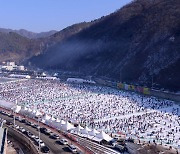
[137,144,179,154]
[7,134,31,154]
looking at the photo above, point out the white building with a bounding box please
[2,62,25,71]
[67,78,96,84]
[2,65,14,71]
[16,66,25,71]
[7,62,15,67]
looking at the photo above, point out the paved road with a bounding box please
[0,109,135,154]
[0,113,74,154]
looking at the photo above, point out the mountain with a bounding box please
[0,32,42,63]
[0,28,57,39]
[41,21,96,49]
[29,0,180,91]
[0,22,95,63]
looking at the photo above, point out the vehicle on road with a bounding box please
[31,123,38,129]
[41,146,50,153]
[57,138,68,145]
[9,114,14,118]
[27,131,33,138]
[40,127,47,133]
[5,121,13,126]
[30,134,36,140]
[20,128,26,133]
[68,145,77,153]
[44,129,52,136]
[20,119,26,123]
[35,139,45,147]
[49,133,59,140]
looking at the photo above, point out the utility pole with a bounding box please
[13,100,18,127]
[38,116,41,151]
[36,110,42,152]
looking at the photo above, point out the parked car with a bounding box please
[41,146,50,153]
[40,127,47,133]
[5,121,13,126]
[27,132,33,138]
[18,126,23,131]
[44,129,52,136]
[15,117,20,120]
[32,124,38,129]
[30,134,36,140]
[49,134,59,140]
[20,119,26,123]
[15,125,20,129]
[23,130,29,136]
[58,139,68,145]
[9,114,14,118]
[20,128,26,133]
[68,145,77,153]
[25,120,31,126]
[34,139,45,147]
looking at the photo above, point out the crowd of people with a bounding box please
[0,78,179,147]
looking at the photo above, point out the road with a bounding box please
[0,109,135,154]
[0,113,75,154]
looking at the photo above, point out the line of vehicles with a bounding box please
[0,110,80,153]
[0,109,133,154]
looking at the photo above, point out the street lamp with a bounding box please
[36,110,42,152]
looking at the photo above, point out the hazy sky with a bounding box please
[0,0,132,33]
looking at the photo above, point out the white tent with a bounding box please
[61,121,75,131]
[73,125,84,133]
[53,118,61,129]
[56,118,60,123]
[51,116,56,121]
[15,105,21,113]
[44,114,51,120]
[32,109,36,114]
[60,120,66,125]
[41,119,46,123]
[89,128,99,136]
[28,108,32,112]
[35,110,42,116]
[95,131,113,142]
[80,126,91,135]
[24,107,28,111]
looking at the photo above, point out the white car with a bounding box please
[15,125,20,129]
[21,129,26,133]
[68,145,77,153]
[59,139,68,145]
[36,139,45,147]
[30,135,36,140]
